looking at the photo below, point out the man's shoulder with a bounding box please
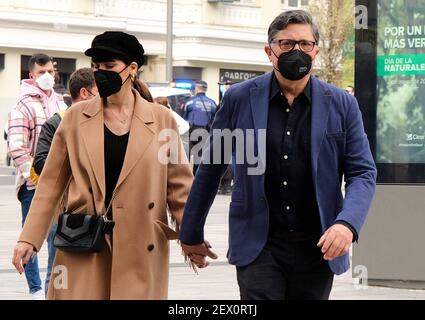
[313,77,352,99]
[203,95,217,105]
[226,73,271,98]
[317,78,346,96]
[185,98,194,106]
[58,99,91,124]
[312,77,358,112]
[43,113,63,129]
[13,95,44,116]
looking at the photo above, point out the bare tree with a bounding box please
[309,0,355,86]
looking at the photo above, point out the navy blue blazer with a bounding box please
[179,72,377,275]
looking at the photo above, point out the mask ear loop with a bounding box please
[118,64,132,86]
[269,42,279,59]
[269,43,283,75]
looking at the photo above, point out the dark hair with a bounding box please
[91,54,153,103]
[154,96,170,109]
[268,10,320,44]
[28,53,53,71]
[133,77,153,103]
[68,68,95,101]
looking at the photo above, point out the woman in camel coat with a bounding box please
[12,31,193,299]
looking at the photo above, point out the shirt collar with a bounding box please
[270,72,312,104]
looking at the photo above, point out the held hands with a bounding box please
[12,242,35,274]
[181,240,218,269]
[317,224,353,261]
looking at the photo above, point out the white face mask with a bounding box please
[35,73,55,91]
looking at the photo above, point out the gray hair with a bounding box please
[268,10,320,44]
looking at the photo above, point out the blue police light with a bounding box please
[175,81,193,90]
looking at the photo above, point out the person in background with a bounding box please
[53,72,68,96]
[52,65,72,107]
[154,96,170,109]
[217,77,235,196]
[8,53,67,299]
[346,85,355,96]
[183,80,217,175]
[154,96,190,158]
[4,121,11,166]
[29,68,98,297]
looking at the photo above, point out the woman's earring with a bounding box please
[132,74,136,81]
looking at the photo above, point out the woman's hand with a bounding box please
[12,242,35,274]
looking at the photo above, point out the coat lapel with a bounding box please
[80,97,106,204]
[79,92,155,211]
[310,76,332,181]
[250,73,273,169]
[114,91,155,191]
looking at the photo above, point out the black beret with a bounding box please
[85,31,145,68]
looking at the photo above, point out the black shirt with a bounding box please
[104,125,129,219]
[265,74,322,238]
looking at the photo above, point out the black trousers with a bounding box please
[219,164,233,189]
[236,233,334,300]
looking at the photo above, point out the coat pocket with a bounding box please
[154,220,179,240]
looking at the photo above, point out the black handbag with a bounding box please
[53,192,115,253]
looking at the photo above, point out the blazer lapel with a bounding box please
[249,73,273,170]
[80,97,106,204]
[114,91,155,191]
[310,76,332,181]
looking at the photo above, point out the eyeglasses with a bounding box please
[271,39,316,53]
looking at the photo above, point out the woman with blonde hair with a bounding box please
[12,31,193,299]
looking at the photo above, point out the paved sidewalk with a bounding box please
[1,184,425,300]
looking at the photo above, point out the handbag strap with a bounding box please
[103,190,118,220]
[92,188,118,221]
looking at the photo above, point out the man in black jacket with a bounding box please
[30,67,97,297]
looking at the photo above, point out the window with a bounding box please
[301,0,309,6]
[288,0,298,7]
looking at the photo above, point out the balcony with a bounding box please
[1,0,266,28]
[1,0,203,24]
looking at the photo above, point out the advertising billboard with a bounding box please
[356,0,425,183]
[376,0,425,165]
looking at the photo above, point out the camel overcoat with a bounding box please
[18,91,193,299]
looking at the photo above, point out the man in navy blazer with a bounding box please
[179,10,376,300]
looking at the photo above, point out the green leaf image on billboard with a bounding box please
[377,0,425,164]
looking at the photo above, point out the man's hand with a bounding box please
[317,224,353,261]
[181,241,218,268]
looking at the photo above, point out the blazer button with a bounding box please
[147,244,155,251]
[148,202,155,210]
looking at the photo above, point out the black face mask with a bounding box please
[271,48,312,81]
[94,65,130,98]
